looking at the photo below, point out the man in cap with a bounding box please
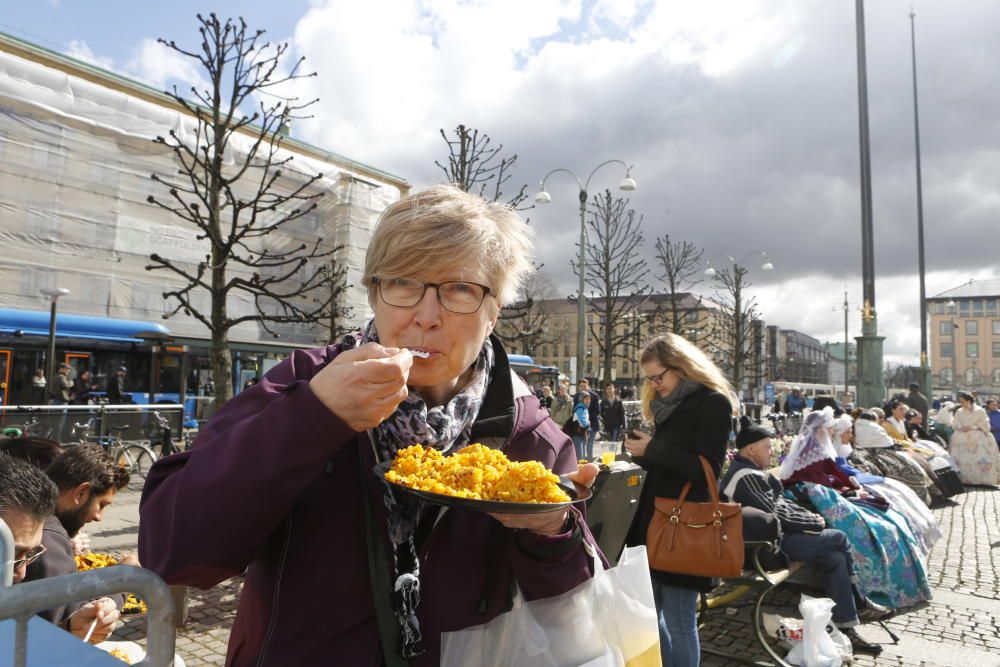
[719,417,891,655]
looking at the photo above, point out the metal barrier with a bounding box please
[0,519,176,667]
[0,404,183,446]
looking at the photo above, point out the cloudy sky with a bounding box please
[5,0,1000,364]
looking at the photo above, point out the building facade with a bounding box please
[765,326,830,385]
[0,32,407,347]
[928,279,1000,397]
[824,341,857,390]
[497,292,723,386]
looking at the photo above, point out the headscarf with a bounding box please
[831,414,854,459]
[778,407,838,480]
[363,319,494,658]
[853,418,895,449]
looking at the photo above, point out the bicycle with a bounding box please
[70,419,157,492]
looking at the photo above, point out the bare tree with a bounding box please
[494,266,559,354]
[436,123,537,342]
[576,190,651,384]
[708,265,761,399]
[435,124,529,209]
[145,14,342,406]
[653,235,705,336]
[323,259,353,344]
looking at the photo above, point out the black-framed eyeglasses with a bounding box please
[372,277,493,314]
[644,368,670,385]
[10,544,46,569]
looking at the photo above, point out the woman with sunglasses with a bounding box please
[623,334,736,667]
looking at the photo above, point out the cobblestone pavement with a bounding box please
[88,483,1000,666]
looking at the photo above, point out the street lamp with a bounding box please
[40,286,70,400]
[946,299,959,397]
[703,251,774,400]
[535,160,636,384]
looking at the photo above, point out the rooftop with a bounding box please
[0,30,409,191]
[929,279,1000,300]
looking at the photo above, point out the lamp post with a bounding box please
[40,286,70,400]
[947,299,959,397]
[909,9,931,398]
[535,161,636,384]
[704,251,774,399]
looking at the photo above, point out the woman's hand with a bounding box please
[623,431,652,458]
[490,463,600,535]
[308,344,413,431]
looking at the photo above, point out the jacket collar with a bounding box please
[470,334,519,440]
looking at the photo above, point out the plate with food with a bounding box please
[75,553,148,616]
[382,443,592,513]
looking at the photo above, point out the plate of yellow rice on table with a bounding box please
[383,443,591,513]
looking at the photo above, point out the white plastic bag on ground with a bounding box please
[785,595,845,667]
[440,545,661,667]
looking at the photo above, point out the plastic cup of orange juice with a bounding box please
[600,451,615,466]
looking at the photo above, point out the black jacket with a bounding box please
[718,454,824,534]
[625,386,732,592]
[600,398,626,431]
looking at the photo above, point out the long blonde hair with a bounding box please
[639,334,737,420]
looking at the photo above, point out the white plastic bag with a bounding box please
[440,545,661,667]
[785,595,844,667]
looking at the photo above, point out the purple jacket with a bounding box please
[138,340,600,666]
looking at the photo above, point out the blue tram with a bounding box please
[0,308,308,419]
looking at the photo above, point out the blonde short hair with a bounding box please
[364,184,534,307]
[638,334,736,419]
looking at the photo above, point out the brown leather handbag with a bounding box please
[646,455,744,577]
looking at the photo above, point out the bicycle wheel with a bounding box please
[116,444,157,491]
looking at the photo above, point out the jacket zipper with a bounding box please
[254,516,293,667]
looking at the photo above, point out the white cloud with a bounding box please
[125,38,211,94]
[53,0,1000,370]
[64,39,115,71]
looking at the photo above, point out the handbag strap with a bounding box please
[671,455,723,511]
[360,448,409,667]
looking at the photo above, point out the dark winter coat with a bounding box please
[139,337,601,667]
[625,385,732,592]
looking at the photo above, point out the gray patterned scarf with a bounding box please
[361,319,494,659]
[649,379,703,425]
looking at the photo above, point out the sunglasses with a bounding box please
[11,544,46,569]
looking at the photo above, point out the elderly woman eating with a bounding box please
[138,185,601,667]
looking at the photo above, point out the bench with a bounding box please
[698,541,804,667]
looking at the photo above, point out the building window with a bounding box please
[993,369,1000,385]
[686,311,698,322]
[967,342,979,358]
[940,367,953,384]
[995,342,1000,359]
[959,299,970,314]
[993,320,1000,336]
[966,320,979,336]
[965,367,982,384]
[973,300,984,315]
[988,300,998,312]
[939,320,954,336]
[940,342,953,357]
